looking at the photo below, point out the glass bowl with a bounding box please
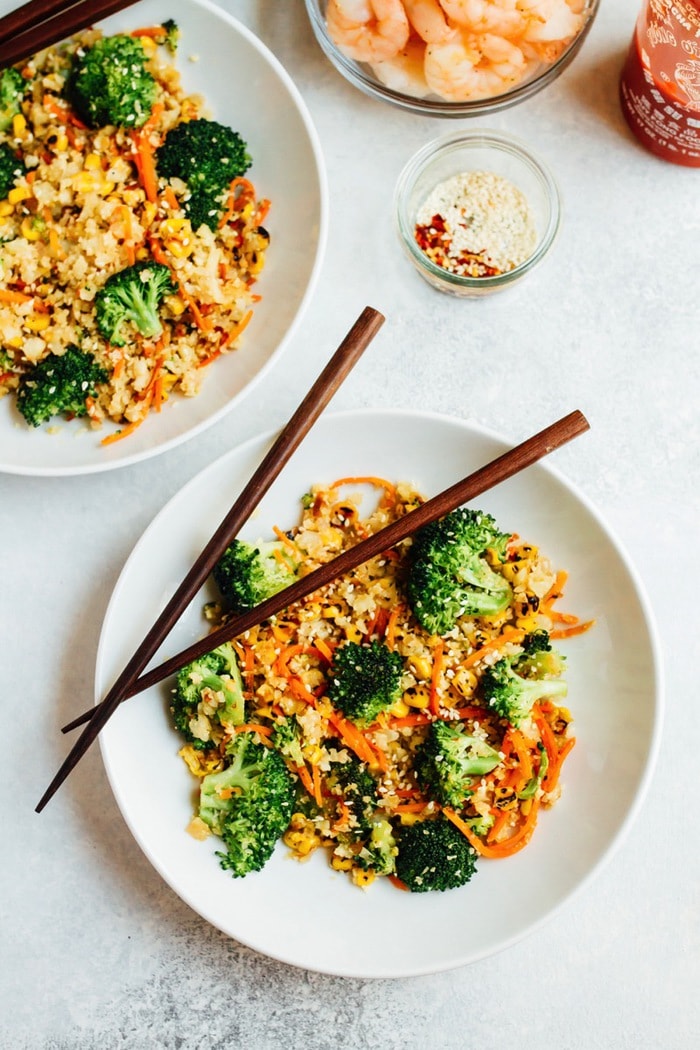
[304,0,600,117]
[395,129,561,297]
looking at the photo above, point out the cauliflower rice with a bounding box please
[0,28,270,436]
[180,477,592,890]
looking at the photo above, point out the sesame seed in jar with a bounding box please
[414,171,537,278]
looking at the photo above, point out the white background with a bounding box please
[1,1,697,1047]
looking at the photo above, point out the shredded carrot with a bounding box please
[550,619,596,639]
[272,524,299,554]
[100,414,148,445]
[256,198,271,224]
[388,712,431,730]
[161,185,180,211]
[288,677,318,709]
[0,288,32,304]
[330,476,397,506]
[461,626,525,669]
[429,638,444,716]
[542,569,569,607]
[393,801,430,814]
[444,803,540,859]
[311,763,324,808]
[326,710,377,767]
[385,603,403,650]
[42,94,88,129]
[549,610,580,624]
[365,605,389,640]
[234,723,273,738]
[219,308,253,349]
[388,874,409,891]
[121,204,136,266]
[313,637,335,663]
[295,763,315,798]
[486,809,511,844]
[130,25,169,39]
[218,176,256,228]
[503,727,533,794]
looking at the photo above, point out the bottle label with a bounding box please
[620,0,700,165]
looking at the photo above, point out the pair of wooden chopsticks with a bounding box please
[34,306,587,814]
[0,0,140,70]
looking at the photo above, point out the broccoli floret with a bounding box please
[270,715,304,767]
[407,507,513,635]
[16,346,107,427]
[415,720,501,808]
[212,538,299,614]
[156,118,252,230]
[94,261,176,346]
[199,733,295,877]
[172,642,245,750]
[0,142,23,199]
[482,632,567,727]
[162,19,180,53]
[65,34,157,129]
[395,817,477,893]
[327,640,403,728]
[327,758,396,875]
[0,67,26,133]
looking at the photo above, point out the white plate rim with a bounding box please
[95,407,664,977]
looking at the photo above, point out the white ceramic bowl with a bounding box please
[0,0,328,476]
[97,409,662,977]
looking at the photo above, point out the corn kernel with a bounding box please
[139,35,157,51]
[515,612,540,633]
[0,201,13,216]
[408,655,432,680]
[54,134,68,151]
[73,172,99,193]
[135,246,150,261]
[8,186,30,205]
[352,868,376,888]
[304,744,324,765]
[405,688,430,709]
[7,336,23,348]
[99,180,115,196]
[161,217,187,235]
[165,294,185,316]
[142,201,157,228]
[344,625,362,644]
[398,811,422,826]
[24,314,50,332]
[330,854,353,871]
[84,153,102,170]
[164,238,192,259]
[390,698,410,719]
[12,113,26,137]
[249,253,265,275]
[20,216,41,241]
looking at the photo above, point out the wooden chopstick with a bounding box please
[37,408,589,813]
[0,0,141,70]
[35,306,385,811]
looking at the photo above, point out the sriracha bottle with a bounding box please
[620,0,700,166]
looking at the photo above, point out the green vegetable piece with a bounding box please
[327,640,403,728]
[65,34,157,129]
[395,817,478,893]
[94,261,176,347]
[407,507,513,635]
[199,733,295,877]
[16,346,107,428]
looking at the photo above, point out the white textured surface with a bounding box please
[1,0,697,1047]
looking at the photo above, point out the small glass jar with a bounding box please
[394,130,561,298]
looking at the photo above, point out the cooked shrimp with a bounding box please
[517,0,582,42]
[438,0,527,37]
[326,0,410,62]
[424,28,527,101]
[402,0,453,43]
[370,34,432,96]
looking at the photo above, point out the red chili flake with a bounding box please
[413,211,502,279]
